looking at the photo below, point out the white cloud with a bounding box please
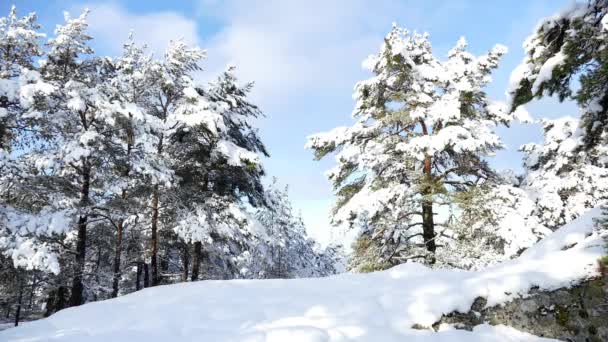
[76,3,200,57]
[195,0,471,243]
[199,0,466,110]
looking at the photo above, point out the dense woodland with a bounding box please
[1,0,608,332]
[0,7,341,325]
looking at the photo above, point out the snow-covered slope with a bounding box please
[2,209,605,342]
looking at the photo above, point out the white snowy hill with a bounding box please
[1,209,605,342]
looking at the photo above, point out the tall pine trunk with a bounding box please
[150,186,159,286]
[14,274,23,327]
[69,160,90,307]
[143,263,150,288]
[191,241,201,281]
[112,115,133,297]
[182,244,190,281]
[111,219,123,298]
[149,134,163,286]
[421,154,436,264]
[28,273,37,309]
[135,261,142,291]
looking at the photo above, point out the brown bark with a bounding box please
[420,121,436,264]
[190,241,202,281]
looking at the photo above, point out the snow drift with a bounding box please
[1,209,605,342]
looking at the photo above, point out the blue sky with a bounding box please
[5,0,580,245]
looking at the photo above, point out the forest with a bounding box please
[0,1,607,341]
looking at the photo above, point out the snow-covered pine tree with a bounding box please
[171,66,269,281]
[101,35,157,297]
[0,6,344,323]
[0,8,81,322]
[141,40,207,286]
[254,178,342,278]
[307,25,516,267]
[0,5,48,252]
[0,6,44,153]
[256,178,293,278]
[440,180,551,270]
[520,117,608,229]
[31,10,116,306]
[509,0,608,228]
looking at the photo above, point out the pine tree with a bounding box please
[519,117,608,229]
[308,25,515,266]
[0,5,44,152]
[101,34,156,297]
[170,66,269,281]
[140,40,207,286]
[509,1,608,227]
[254,178,342,278]
[0,6,341,323]
[33,10,114,306]
[256,178,293,277]
[508,1,608,153]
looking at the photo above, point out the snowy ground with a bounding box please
[1,209,605,342]
[0,322,15,332]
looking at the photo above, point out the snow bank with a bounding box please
[2,209,605,342]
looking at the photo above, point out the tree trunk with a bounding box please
[69,215,87,306]
[191,241,202,281]
[182,244,190,281]
[149,133,163,287]
[150,186,160,286]
[28,273,37,310]
[113,117,132,297]
[69,160,90,307]
[421,154,436,264]
[111,219,124,298]
[143,263,149,288]
[56,286,67,313]
[135,261,142,291]
[14,275,23,327]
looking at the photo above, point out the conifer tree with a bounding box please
[33,10,113,306]
[308,25,516,265]
[509,0,608,227]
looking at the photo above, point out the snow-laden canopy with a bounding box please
[2,207,604,341]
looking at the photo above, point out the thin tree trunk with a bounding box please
[149,132,164,287]
[143,263,149,288]
[418,119,437,264]
[69,160,90,307]
[421,154,436,264]
[69,215,87,306]
[191,241,201,281]
[14,275,23,327]
[182,244,190,281]
[111,219,124,298]
[135,261,142,291]
[28,273,37,310]
[150,186,160,286]
[113,116,133,297]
